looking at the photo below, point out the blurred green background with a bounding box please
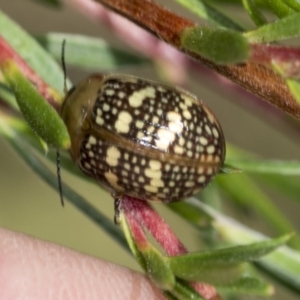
[0,1,299,299]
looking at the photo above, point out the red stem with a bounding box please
[121,196,187,256]
[0,35,61,111]
[120,196,221,300]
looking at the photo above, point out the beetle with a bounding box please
[60,73,225,203]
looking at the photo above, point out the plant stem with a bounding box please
[91,0,300,120]
[120,196,221,300]
[0,36,61,110]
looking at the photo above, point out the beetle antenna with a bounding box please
[57,150,64,206]
[62,39,68,95]
[56,39,67,207]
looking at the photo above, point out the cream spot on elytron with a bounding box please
[205,124,212,135]
[84,162,91,169]
[169,181,175,187]
[167,111,181,122]
[197,167,204,174]
[207,145,215,154]
[137,132,144,140]
[89,136,97,144]
[105,172,124,191]
[196,126,202,134]
[182,94,193,107]
[128,86,156,107]
[164,164,171,172]
[135,120,144,129]
[212,127,219,138]
[157,109,163,116]
[85,136,96,149]
[187,150,193,157]
[197,175,206,183]
[157,128,175,144]
[138,176,145,183]
[206,167,213,175]
[185,181,195,187]
[157,86,166,92]
[199,137,208,145]
[118,91,126,98]
[106,146,121,167]
[144,185,158,193]
[173,166,179,172]
[96,116,104,125]
[105,89,115,96]
[150,178,164,187]
[179,137,185,146]
[149,160,161,170]
[147,126,155,133]
[152,116,159,124]
[122,170,128,177]
[208,155,215,162]
[168,120,183,134]
[183,110,192,119]
[145,168,162,179]
[115,111,132,133]
[103,103,110,111]
[174,145,184,154]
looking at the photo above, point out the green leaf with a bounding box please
[189,199,300,293]
[225,159,300,175]
[220,163,242,174]
[171,280,204,300]
[120,211,175,290]
[260,174,300,204]
[254,0,295,17]
[36,33,150,71]
[169,201,213,226]
[242,0,267,26]
[169,258,246,284]
[283,0,300,11]
[33,0,61,7]
[0,81,19,110]
[218,276,273,296]
[245,12,300,43]
[143,247,175,290]
[173,0,242,30]
[286,78,300,104]
[119,212,148,270]
[167,235,290,283]
[216,174,300,248]
[0,10,64,93]
[181,26,250,64]
[272,62,300,104]
[2,62,70,149]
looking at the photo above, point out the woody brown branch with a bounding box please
[93,0,300,121]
